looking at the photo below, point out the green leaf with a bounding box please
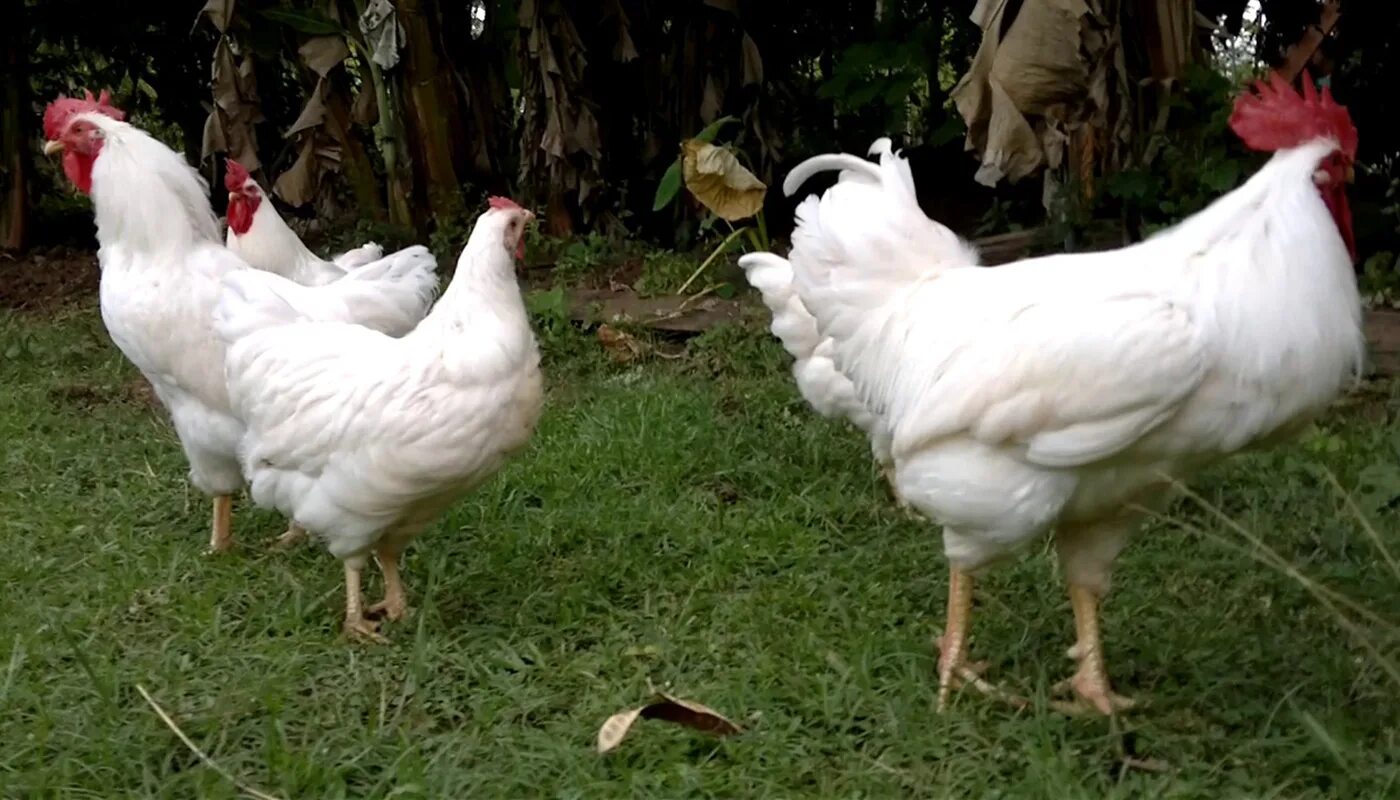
[258,8,344,35]
[652,159,683,211]
[694,116,738,144]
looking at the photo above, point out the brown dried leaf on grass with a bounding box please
[681,140,766,222]
[596,324,647,363]
[596,692,743,754]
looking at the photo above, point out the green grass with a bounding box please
[2,300,1398,799]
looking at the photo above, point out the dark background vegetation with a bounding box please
[1,1,1397,282]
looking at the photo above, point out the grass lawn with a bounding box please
[2,288,1398,799]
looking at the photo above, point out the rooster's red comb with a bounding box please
[43,89,125,140]
[1229,70,1357,160]
[224,159,253,193]
[487,196,523,212]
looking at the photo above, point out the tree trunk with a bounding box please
[397,0,467,222]
[0,0,30,251]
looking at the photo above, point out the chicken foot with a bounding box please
[936,568,1028,710]
[270,522,309,550]
[208,495,233,554]
[343,561,387,644]
[367,547,410,622]
[1052,583,1136,715]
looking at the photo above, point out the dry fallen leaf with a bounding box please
[596,692,743,754]
[596,324,646,363]
[681,140,766,222]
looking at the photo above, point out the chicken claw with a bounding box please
[342,561,388,644]
[1051,584,1137,715]
[270,523,309,550]
[367,596,410,622]
[1051,674,1136,716]
[934,568,1030,710]
[343,617,388,645]
[367,548,409,622]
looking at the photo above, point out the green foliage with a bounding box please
[1359,166,1400,306]
[651,161,683,212]
[524,285,571,334]
[818,40,927,132]
[1098,65,1261,235]
[553,231,612,282]
[685,321,789,379]
[634,250,698,296]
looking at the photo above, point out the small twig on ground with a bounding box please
[136,684,284,800]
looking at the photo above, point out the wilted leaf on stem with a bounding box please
[596,692,743,754]
[681,140,766,222]
[199,0,234,33]
[299,36,349,78]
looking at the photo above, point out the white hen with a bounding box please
[40,91,439,553]
[742,74,1365,713]
[223,159,394,288]
[214,197,543,642]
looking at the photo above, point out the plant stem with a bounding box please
[676,226,749,296]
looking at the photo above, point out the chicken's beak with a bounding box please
[228,192,238,204]
[42,140,64,156]
[1345,165,1355,184]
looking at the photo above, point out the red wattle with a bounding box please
[227,195,258,235]
[1322,186,1356,263]
[62,151,95,195]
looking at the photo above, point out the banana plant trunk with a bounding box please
[0,0,29,251]
[397,0,468,222]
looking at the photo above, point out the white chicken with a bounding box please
[213,197,543,643]
[741,73,1365,713]
[40,91,439,553]
[223,159,389,287]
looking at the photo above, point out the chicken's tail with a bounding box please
[780,138,979,346]
[331,240,385,270]
[737,251,877,433]
[332,245,440,336]
[214,245,438,345]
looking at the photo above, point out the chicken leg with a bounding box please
[935,567,1029,710]
[343,561,387,644]
[208,495,233,553]
[1055,583,1135,714]
[367,547,409,622]
[936,567,975,710]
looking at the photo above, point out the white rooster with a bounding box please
[213,197,543,643]
[223,159,389,287]
[40,91,439,553]
[741,73,1365,713]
